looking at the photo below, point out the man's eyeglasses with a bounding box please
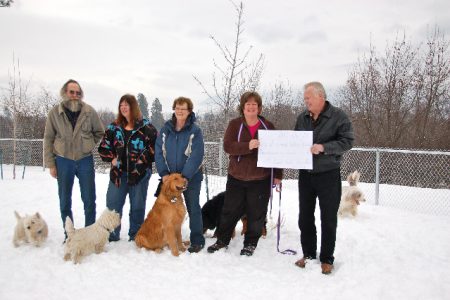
[174,107,189,111]
[68,90,82,96]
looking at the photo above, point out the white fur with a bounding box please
[339,171,366,217]
[13,211,48,247]
[64,209,120,264]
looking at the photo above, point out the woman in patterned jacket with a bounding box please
[98,94,157,241]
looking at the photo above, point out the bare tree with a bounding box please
[413,27,450,148]
[263,81,302,130]
[0,0,13,7]
[193,1,264,123]
[97,108,116,127]
[26,87,58,138]
[35,87,58,117]
[1,56,32,178]
[338,29,450,150]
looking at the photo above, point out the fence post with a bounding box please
[204,164,210,201]
[219,138,223,177]
[42,139,45,171]
[0,149,3,180]
[375,149,380,205]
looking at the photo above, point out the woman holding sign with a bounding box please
[207,91,282,256]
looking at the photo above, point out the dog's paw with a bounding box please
[73,257,82,264]
[178,245,187,252]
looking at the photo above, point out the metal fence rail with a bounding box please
[201,141,450,216]
[1,138,449,216]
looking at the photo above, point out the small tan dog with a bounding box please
[135,173,187,256]
[13,211,48,247]
[64,209,120,264]
[339,170,366,217]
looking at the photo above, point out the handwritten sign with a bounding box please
[257,130,313,169]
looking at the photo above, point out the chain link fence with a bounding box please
[1,138,449,216]
[202,141,450,216]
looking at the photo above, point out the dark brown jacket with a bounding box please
[224,116,283,181]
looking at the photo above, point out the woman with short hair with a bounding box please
[207,91,282,256]
[154,96,205,253]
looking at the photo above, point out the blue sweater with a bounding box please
[155,113,204,180]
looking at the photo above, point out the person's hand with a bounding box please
[111,157,118,166]
[162,175,169,183]
[249,139,260,150]
[49,167,57,179]
[310,144,324,155]
[273,178,282,191]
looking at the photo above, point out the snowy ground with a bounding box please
[0,166,449,300]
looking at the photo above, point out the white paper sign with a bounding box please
[257,130,313,169]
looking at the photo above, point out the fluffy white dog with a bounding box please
[339,171,366,217]
[13,211,48,247]
[64,209,120,264]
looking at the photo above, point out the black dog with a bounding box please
[201,192,225,236]
[201,191,267,238]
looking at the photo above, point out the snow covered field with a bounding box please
[0,166,449,300]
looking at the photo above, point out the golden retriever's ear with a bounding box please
[161,176,171,197]
[168,175,180,194]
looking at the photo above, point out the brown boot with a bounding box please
[294,256,313,268]
[321,263,333,274]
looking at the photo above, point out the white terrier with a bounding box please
[339,171,366,217]
[13,211,48,247]
[63,209,120,264]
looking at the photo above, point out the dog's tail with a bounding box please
[135,233,153,250]
[134,234,147,248]
[64,217,75,238]
[14,211,21,220]
[347,171,361,186]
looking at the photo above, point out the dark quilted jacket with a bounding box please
[98,118,157,186]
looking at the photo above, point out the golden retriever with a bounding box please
[135,173,187,256]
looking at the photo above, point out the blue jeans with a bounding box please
[56,155,96,233]
[184,171,205,246]
[106,170,151,241]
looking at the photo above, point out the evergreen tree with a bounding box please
[150,98,165,131]
[137,93,149,120]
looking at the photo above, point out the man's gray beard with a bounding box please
[62,98,82,112]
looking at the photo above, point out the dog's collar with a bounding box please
[170,196,178,203]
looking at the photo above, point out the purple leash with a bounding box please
[275,185,297,255]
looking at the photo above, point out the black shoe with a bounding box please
[188,244,204,253]
[240,245,256,256]
[207,240,228,253]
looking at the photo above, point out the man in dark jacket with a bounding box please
[294,82,354,274]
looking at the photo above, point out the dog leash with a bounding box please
[275,184,297,255]
[269,169,274,217]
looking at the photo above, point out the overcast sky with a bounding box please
[1,0,449,114]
